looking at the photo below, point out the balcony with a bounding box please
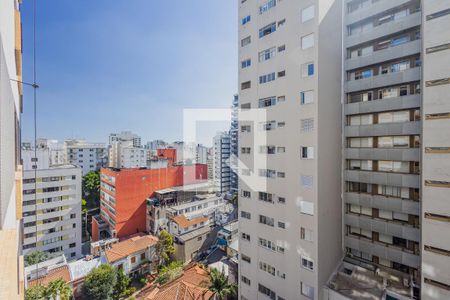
[345,234,420,268]
[345,121,421,137]
[346,0,415,25]
[345,67,421,93]
[345,94,421,115]
[344,192,419,215]
[344,169,420,188]
[346,39,421,70]
[345,12,421,48]
[345,212,420,242]
[344,147,420,161]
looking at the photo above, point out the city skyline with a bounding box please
[19,1,237,145]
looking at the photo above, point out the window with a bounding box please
[302,62,314,77]
[259,72,276,84]
[278,221,285,229]
[277,70,285,77]
[70,213,76,219]
[241,211,251,219]
[241,125,251,132]
[241,58,251,69]
[259,261,276,276]
[259,96,277,108]
[277,121,285,128]
[302,5,315,23]
[258,284,276,300]
[278,197,286,204]
[241,275,251,285]
[301,118,314,132]
[259,215,274,227]
[301,227,313,242]
[259,192,273,203]
[278,44,285,52]
[301,147,314,159]
[277,147,285,153]
[131,256,136,264]
[259,0,276,14]
[241,15,251,25]
[258,237,276,251]
[301,282,315,299]
[301,90,314,105]
[301,175,313,188]
[426,8,450,21]
[259,22,276,38]
[277,96,285,102]
[241,233,251,241]
[241,147,251,154]
[241,81,251,90]
[300,201,314,215]
[241,36,251,47]
[141,253,146,260]
[301,33,314,49]
[241,254,251,263]
[277,171,285,178]
[259,169,276,178]
[259,47,276,62]
[301,257,314,271]
[277,19,286,27]
[241,190,251,198]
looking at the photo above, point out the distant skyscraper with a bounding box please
[213,132,231,193]
[230,94,239,193]
[109,131,142,147]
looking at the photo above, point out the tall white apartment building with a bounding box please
[108,140,147,168]
[421,2,450,298]
[22,165,82,260]
[214,131,231,194]
[0,0,24,298]
[64,139,107,175]
[109,131,141,147]
[237,0,342,299]
[37,138,65,166]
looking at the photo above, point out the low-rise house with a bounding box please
[104,234,159,277]
[146,182,218,235]
[136,264,214,300]
[26,254,106,299]
[169,215,217,262]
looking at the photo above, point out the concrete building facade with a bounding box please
[230,94,239,193]
[237,0,343,299]
[213,131,231,194]
[0,0,24,297]
[64,139,107,175]
[421,2,450,298]
[22,166,82,260]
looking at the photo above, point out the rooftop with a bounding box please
[172,215,209,229]
[139,265,213,300]
[105,234,158,263]
[28,265,71,287]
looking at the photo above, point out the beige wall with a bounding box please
[421,1,450,298]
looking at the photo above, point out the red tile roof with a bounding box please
[143,265,214,300]
[28,265,71,287]
[172,215,208,229]
[105,235,159,263]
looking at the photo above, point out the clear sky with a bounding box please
[20,1,237,147]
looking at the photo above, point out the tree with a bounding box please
[82,171,100,208]
[155,230,175,265]
[155,260,183,285]
[113,268,131,299]
[83,264,117,300]
[208,268,236,300]
[24,251,49,267]
[25,285,45,300]
[45,279,73,300]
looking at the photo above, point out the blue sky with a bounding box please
[20,1,237,146]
